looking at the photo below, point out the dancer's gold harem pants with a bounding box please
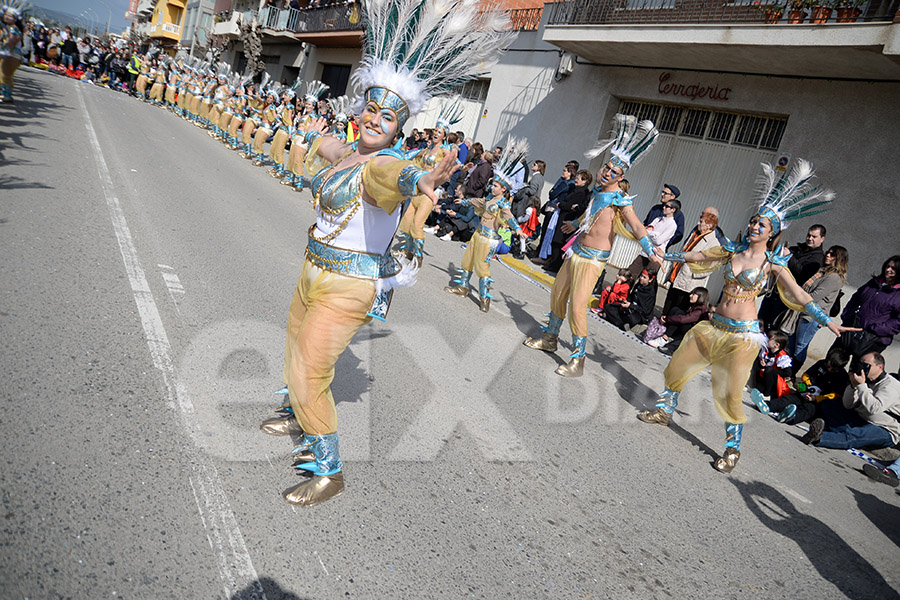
[460,231,494,279]
[549,252,607,338]
[269,128,290,165]
[662,321,759,424]
[282,260,375,435]
[0,56,20,88]
[148,82,163,102]
[398,195,431,239]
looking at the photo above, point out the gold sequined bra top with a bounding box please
[722,261,768,303]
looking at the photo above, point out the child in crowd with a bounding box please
[646,287,709,353]
[750,330,793,410]
[593,269,633,316]
[760,346,851,424]
[603,269,657,331]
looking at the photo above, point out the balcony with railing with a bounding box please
[292,3,365,46]
[547,0,900,25]
[258,5,303,33]
[543,0,900,80]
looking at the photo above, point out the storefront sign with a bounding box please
[658,72,731,102]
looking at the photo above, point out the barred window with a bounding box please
[458,79,490,102]
[615,99,787,150]
[682,109,710,138]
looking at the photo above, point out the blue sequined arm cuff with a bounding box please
[398,165,428,198]
[639,235,655,256]
[804,301,832,327]
[507,217,522,234]
[304,130,322,144]
[663,251,686,263]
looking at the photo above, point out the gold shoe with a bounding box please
[252,159,264,166]
[523,333,558,352]
[555,355,585,378]
[280,178,294,186]
[638,407,671,426]
[714,449,740,473]
[444,284,469,297]
[291,450,315,465]
[282,473,344,507]
[480,297,491,312]
[259,415,304,436]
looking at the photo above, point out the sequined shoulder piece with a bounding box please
[721,238,748,254]
[612,192,633,207]
[376,148,406,160]
[766,248,792,267]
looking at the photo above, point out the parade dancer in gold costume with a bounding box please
[444,139,527,312]
[0,1,26,104]
[396,97,463,264]
[260,0,515,507]
[639,160,855,472]
[524,114,662,377]
[284,80,329,192]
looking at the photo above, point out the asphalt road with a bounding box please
[2,67,899,600]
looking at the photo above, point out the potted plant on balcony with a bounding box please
[754,0,786,23]
[809,0,834,23]
[833,0,864,22]
[787,0,813,22]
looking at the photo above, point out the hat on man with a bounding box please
[664,183,680,198]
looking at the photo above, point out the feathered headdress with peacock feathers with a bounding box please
[492,137,529,191]
[434,96,464,134]
[755,159,833,235]
[586,113,659,171]
[353,0,515,126]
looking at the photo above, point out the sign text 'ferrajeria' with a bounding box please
[658,72,732,102]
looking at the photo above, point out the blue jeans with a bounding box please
[789,319,820,368]
[61,53,74,68]
[887,456,900,477]
[816,399,894,449]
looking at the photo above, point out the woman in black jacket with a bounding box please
[539,169,591,273]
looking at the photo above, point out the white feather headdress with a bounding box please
[1,0,28,18]
[329,95,352,122]
[304,80,329,104]
[353,0,515,123]
[755,159,834,234]
[586,113,659,170]
[492,137,529,191]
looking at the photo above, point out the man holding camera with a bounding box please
[802,352,900,449]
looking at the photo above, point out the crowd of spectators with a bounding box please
[19,22,137,91]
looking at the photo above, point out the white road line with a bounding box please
[77,84,266,600]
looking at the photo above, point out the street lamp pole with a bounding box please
[96,0,113,35]
[86,8,98,36]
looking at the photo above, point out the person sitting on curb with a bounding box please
[758,346,850,424]
[802,352,900,449]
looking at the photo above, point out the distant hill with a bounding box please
[28,4,90,29]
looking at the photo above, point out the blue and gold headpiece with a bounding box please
[364,86,410,126]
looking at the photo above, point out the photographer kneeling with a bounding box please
[802,351,900,449]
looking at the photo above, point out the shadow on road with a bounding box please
[231,576,311,600]
[0,68,66,186]
[732,479,900,600]
[850,485,900,549]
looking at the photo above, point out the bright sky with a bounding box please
[31,0,133,33]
